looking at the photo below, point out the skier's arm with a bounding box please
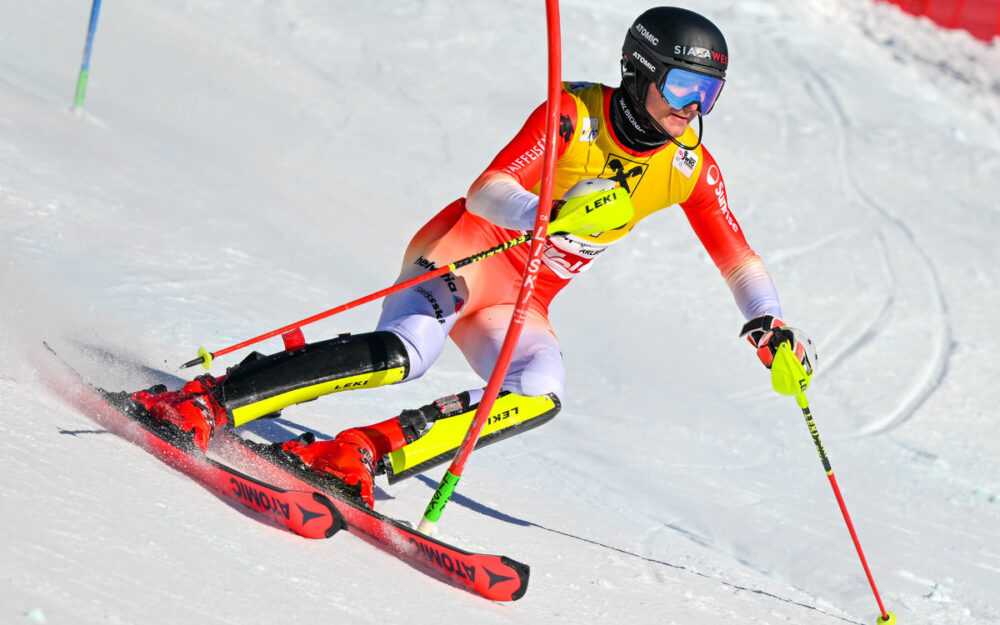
[467,172,540,231]
[679,148,782,320]
[466,91,578,230]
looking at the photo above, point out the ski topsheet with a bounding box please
[216,432,530,601]
[43,347,346,539]
[42,346,529,601]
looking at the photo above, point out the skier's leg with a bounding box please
[279,388,561,507]
[129,331,410,451]
[449,304,566,401]
[282,306,566,505]
[130,203,479,450]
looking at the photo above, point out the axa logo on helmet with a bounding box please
[635,23,659,46]
[631,51,657,73]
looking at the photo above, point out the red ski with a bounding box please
[214,431,530,602]
[42,345,345,540]
[41,344,529,601]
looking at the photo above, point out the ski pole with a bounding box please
[180,233,530,370]
[179,192,633,370]
[73,0,103,114]
[417,0,563,536]
[770,342,896,625]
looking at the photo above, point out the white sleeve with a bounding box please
[466,177,539,230]
[725,257,783,320]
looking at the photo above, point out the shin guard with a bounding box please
[382,391,561,483]
[220,331,409,426]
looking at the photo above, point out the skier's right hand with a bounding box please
[740,314,817,375]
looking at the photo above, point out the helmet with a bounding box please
[621,7,728,115]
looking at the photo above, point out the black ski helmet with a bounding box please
[621,7,729,115]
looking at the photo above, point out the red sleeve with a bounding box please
[475,90,579,189]
[680,147,758,278]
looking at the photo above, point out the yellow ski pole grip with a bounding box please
[770,341,812,398]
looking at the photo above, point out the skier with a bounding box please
[131,6,816,509]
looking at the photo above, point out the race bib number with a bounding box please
[541,234,611,279]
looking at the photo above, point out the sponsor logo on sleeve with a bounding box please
[502,139,546,176]
[704,163,738,233]
[559,115,574,143]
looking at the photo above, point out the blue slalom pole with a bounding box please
[73,0,103,112]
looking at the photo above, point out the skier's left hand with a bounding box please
[740,314,817,375]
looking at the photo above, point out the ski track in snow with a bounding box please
[3,1,1000,624]
[799,65,953,437]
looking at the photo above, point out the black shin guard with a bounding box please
[220,331,409,426]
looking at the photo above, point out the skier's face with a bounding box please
[644,82,699,138]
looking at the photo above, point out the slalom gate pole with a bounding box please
[417,0,562,535]
[770,343,896,625]
[73,0,103,113]
[180,233,531,370]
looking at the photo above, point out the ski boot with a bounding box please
[130,375,229,452]
[279,409,433,509]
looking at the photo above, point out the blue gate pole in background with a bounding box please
[73,0,103,114]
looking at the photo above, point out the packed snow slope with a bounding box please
[2,1,998,624]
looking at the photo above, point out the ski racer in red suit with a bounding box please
[131,7,817,509]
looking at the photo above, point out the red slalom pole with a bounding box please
[418,0,562,535]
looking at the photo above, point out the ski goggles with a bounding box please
[658,67,725,114]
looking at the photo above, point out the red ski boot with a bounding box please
[280,414,425,509]
[130,375,228,452]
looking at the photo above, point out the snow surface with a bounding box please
[2,0,999,623]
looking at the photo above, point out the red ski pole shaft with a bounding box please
[796,394,892,622]
[771,344,895,624]
[418,0,562,535]
[180,233,530,370]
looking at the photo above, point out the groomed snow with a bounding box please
[2,1,998,624]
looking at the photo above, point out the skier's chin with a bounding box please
[661,115,691,138]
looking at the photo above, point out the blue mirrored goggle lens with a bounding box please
[659,68,724,113]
